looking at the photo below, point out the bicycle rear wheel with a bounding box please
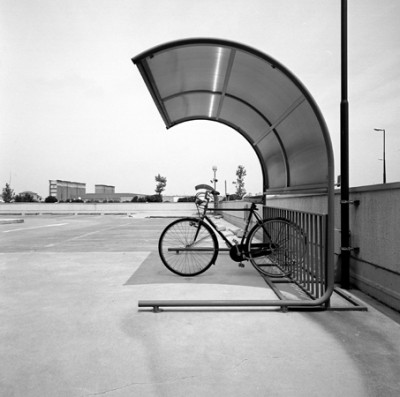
[246,218,307,277]
[158,218,219,276]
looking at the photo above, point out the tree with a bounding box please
[235,165,247,198]
[2,183,15,203]
[15,193,35,202]
[155,174,167,199]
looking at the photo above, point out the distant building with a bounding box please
[95,184,115,194]
[48,180,150,202]
[49,180,86,201]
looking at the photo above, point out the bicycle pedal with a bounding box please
[238,262,245,268]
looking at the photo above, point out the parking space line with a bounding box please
[2,223,68,233]
[43,223,131,248]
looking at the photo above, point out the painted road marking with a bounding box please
[2,223,68,233]
[43,223,131,248]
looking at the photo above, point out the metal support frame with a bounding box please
[340,0,351,289]
[133,37,338,312]
[138,289,368,313]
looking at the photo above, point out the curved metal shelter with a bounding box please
[132,38,334,196]
[132,38,336,309]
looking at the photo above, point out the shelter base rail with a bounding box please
[138,291,368,313]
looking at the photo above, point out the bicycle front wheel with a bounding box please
[158,218,219,276]
[246,218,307,277]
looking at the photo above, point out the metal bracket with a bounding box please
[340,199,360,206]
[341,246,360,254]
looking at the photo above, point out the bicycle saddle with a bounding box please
[195,184,220,195]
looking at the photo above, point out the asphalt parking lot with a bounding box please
[1,215,400,397]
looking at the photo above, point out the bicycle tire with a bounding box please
[158,218,219,276]
[246,218,307,277]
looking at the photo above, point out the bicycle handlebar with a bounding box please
[195,184,220,196]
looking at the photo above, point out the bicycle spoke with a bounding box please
[159,219,218,276]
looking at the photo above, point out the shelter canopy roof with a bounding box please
[132,38,333,193]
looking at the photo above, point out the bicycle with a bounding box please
[158,184,307,278]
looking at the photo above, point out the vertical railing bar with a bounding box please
[318,215,323,297]
[312,214,318,296]
[300,211,305,282]
[323,214,328,294]
[306,214,312,293]
[320,215,324,298]
[297,211,302,281]
[308,214,314,295]
[316,215,322,298]
[322,215,325,296]
[298,211,304,284]
[313,214,319,296]
[313,214,318,297]
[303,212,309,286]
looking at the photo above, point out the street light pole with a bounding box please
[212,166,218,190]
[373,128,386,183]
[212,165,218,208]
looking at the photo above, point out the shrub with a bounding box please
[45,196,58,203]
[146,194,162,203]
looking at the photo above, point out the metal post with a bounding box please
[340,0,350,289]
[383,129,386,183]
[374,128,386,183]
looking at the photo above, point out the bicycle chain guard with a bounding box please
[229,244,246,262]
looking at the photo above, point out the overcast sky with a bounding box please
[1,0,399,198]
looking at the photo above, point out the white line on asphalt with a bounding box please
[2,223,68,233]
[43,223,131,248]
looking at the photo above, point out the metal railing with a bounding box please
[265,206,328,301]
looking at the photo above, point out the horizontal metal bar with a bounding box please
[265,184,328,195]
[138,295,333,310]
[340,199,360,206]
[168,247,215,252]
[207,207,254,212]
[333,287,368,309]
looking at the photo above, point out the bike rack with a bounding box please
[138,205,368,313]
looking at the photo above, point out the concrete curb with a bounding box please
[0,219,24,225]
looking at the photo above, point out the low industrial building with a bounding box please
[49,180,86,202]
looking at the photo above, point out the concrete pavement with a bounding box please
[1,215,399,396]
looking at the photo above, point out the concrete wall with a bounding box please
[218,201,263,230]
[221,183,400,312]
[0,202,197,217]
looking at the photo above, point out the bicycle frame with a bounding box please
[195,194,263,256]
